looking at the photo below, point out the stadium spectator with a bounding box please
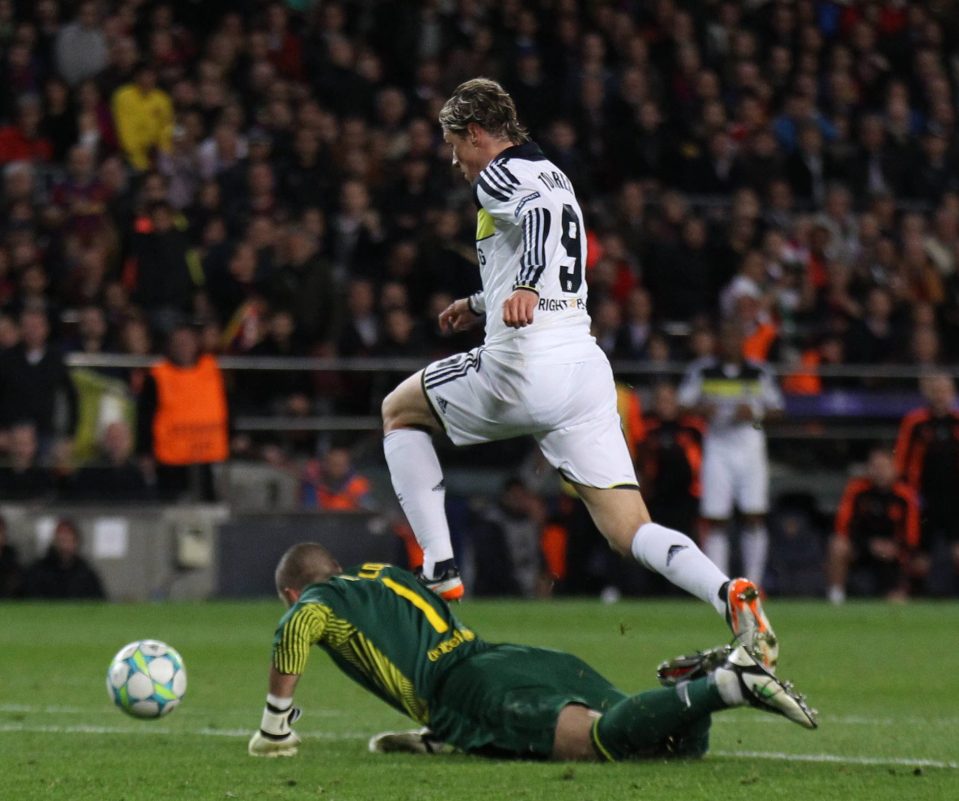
[111,62,173,170]
[679,321,784,584]
[301,447,374,512]
[267,225,337,347]
[77,79,118,153]
[471,477,550,598]
[0,422,53,500]
[137,325,228,501]
[846,114,904,199]
[42,78,80,163]
[118,316,152,396]
[375,306,427,362]
[329,179,384,281]
[206,240,263,330]
[127,201,198,332]
[0,307,77,455]
[0,312,19,350]
[337,278,380,356]
[785,122,838,207]
[591,297,622,357]
[236,309,311,417]
[645,215,712,326]
[0,94,53,165]
[54,1,108,87]
[719,250,771,321]
[65,420,151,502]
[613,287,654,360]
[23,518,105,600]
[65,304,114,357]
[828,447,924,604]
[49,144,112,246]
[0,515,24,597]
[907,125,957,204]
[844,286,899,365]
[335,277,379,413]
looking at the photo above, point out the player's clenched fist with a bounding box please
[439,298,484,334]
[502,289,538,329]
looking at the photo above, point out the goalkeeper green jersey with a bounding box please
[272,563,487,724]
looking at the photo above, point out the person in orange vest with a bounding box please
[616,383,646,462]
[781,334,852,396]
[302,447,375,512]
[137,325,229,500]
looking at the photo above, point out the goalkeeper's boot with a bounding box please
[715,646,817,729]
[420,565,464,602]
[368,727,452,755]
[725,577,778,670]
[656,644,732,687]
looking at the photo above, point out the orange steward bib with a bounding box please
[151,354,229,465]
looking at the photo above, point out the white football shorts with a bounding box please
[421,346,638,489]
[699,432,769,518]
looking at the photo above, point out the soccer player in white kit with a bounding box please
[678,322,785,584]
[381,78,778,668]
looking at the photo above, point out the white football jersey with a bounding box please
[678,357,784,444]
[470,142,599,362]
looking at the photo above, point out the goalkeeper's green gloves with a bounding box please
[248,698,302,757]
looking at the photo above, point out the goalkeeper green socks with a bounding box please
[592,677,725,761]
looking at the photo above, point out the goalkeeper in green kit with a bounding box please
[249,543,816,762]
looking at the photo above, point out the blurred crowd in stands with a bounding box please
[1,0,959,598]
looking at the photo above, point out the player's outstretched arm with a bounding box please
[249,667,303,757]
[439,297,485,334]
[502,288,538,329]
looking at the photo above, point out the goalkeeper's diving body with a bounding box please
[248,543,816,760]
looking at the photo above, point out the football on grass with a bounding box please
[106,639,187,719]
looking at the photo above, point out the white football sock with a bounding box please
[383,429,453,578]
[713,667,744,706]
[741,523,769,584]
[630,522,728,615]
[703,525,730,576]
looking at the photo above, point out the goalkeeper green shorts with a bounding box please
[428,644,627,758]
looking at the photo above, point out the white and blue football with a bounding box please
[106,639,187,719]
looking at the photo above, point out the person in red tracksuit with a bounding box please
[893,373,959,589]
[827,447,925,603]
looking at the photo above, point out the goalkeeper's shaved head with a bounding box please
[275,543,342,595]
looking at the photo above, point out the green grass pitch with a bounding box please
[2,598,957,801]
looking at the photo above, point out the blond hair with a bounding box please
[438,78,530,144]
[275,542,341,594]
